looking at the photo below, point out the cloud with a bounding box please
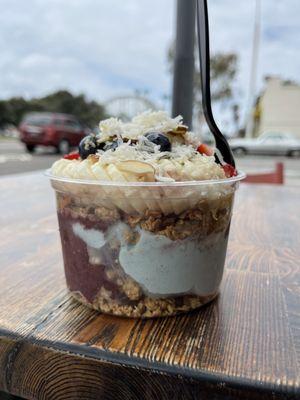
[0,0,299,128]
[0,0,175,104]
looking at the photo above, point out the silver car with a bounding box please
[229,132,300,157]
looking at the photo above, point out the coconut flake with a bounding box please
[98,110,184,141]
[185,131,202,148]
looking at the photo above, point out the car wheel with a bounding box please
[25,144,35,153]
[288,149,300,157]
[233,147,247,156]
[57,139,70,155]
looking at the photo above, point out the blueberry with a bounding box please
[78,135,101,159]
[144,132,171,152]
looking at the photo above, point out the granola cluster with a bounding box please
[57,194,120,223]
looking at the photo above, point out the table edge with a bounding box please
[1,328,299,397]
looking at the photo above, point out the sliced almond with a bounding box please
[168,125,188,136]
[117,160,155,176]
[177,124,188,132]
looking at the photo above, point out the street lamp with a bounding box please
[172,0,196,128]
[245,0,261,138]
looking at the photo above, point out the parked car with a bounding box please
[229,132,300,157]
[19,112,90,154]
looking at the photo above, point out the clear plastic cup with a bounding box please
[47,171,245,318]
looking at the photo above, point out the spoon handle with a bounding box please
[196,0,235,167]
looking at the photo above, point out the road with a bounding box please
[1,139,300,185]
[0,139,61,175]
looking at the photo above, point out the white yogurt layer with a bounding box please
[72,223,107,265]
[72,222,227,297]
[73,223,105,248]
[119,229,227,297]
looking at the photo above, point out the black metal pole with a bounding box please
[171,0,196,129]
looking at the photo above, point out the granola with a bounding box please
[72,289,217,318]
[57,192,233,241]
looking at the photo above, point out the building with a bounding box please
[253,76,300,138]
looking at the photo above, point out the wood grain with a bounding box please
[0,173,299,399]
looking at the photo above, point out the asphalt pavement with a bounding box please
[1,138,300,185]
[0,139,61,175]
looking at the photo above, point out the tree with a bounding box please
[0,97,43,127]
[37,90,107,127]
[0,91,107,128]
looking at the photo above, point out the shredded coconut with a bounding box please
[131,110,183,133]
[185,131,202,148]
[97,142,197,166]
[98,110,185,141]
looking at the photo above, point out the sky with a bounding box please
[0,0,300,130]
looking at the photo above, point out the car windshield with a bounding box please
[64,119,81,129]
[23,115,52,126]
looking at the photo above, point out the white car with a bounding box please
[229,132,300,157]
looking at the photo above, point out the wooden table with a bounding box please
[0,172,299,400]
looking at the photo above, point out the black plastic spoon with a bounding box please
[196,0,235,168]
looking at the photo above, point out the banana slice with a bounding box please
[91,163,129,212]
[117,160,160,214]
[154,159,177,214]
[90,163,115,209]
[118,161,167,213]
[157,159,201,215]
[60,160,80,178]
[76,158,97,179]
[87,161,153,214]
[105,164,137,214]
[156,159,185,214]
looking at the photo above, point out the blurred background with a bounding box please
[0,0,299,184]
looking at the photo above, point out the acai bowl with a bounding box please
[47,111,245,318]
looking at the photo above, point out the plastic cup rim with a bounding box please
[45,169,246,188]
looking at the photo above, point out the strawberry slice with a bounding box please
[63,152,80,160]
[222,164,237,178]
[197,143,214,156]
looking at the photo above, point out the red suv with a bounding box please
[19,112,90,154]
